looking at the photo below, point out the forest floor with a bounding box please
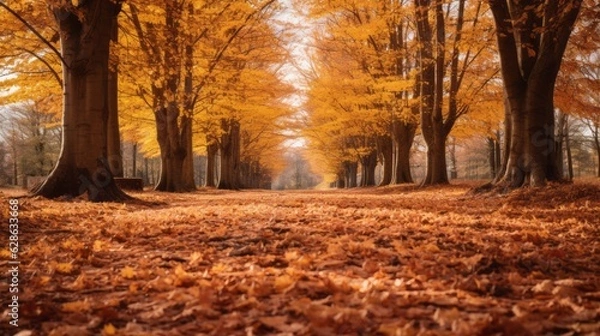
[0,181,599,336]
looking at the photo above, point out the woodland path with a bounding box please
[1,183,599,335]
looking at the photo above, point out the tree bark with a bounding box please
[107,14,122,177]
[377,135,393,186]
[130,3,195,192]
[555,111,567,178]
[205,142,217,187]
[217,119,241,190]
[33,0,128,201]
[565,117,574,180]
[591,123,600,177]
[132,142,137,177]
[416,0,449,186]
[359,151,377,187]
[449,137,458,179]
[180,117,196,190]
[391,120,415,184]
[487,137,500,179]
[489,0,582,188]
[343,161,358,188]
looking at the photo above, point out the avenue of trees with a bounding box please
[302,0,598,188]
[0,0,598,200]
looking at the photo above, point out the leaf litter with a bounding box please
[0,182,599,335]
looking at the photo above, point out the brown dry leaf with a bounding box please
[173,265,196,287]
[62,299,91,313]
[8,183,600,335]
[532,280,554,294]
[433,307,461,329]
[274,274,296,292]
[48,326,90,336]
[258,316,304,333]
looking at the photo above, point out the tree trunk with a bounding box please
[377,135,393,186]
[487,137,497,178]
[359,151,377,187]
[217,119,241,190]
[152,4,195,193]
[416,0,449,186]
[489,0,582,188]
[106,14,122,177]
[594,125,600,178]
[391,121,416,185]
[449,137,458,180]
[154,109,194,192]
[132,142,137,177]
[555,111,567,178]
[33,1,128,201]
[343,161,358,188]
[423,132,449,185]
[143,157,149,185]
[205,142,217,187]
[565,118,573,180]
[180,118,196,190]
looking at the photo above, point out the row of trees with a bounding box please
[301,0,598,189]
[1,0,598,199]
[0,0,294,200]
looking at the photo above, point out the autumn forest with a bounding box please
[0,0,599,335]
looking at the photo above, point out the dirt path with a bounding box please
[1,184,599,335]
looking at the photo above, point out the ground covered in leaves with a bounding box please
[1,182,599,335]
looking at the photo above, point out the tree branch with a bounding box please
[0,2,68,68]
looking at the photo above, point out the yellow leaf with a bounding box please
[188,252,203,265]
[421,243,440,253]
[121,266,137,279]
[93,240,105,252]
[0,249,10,259]
[174,265,195,287]
[54,263,75,274]
[102,324,116,336]
[274,274,295,292]
[62,300,91,313]
[39,276,51,286]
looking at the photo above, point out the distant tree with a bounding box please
[12,103,61,177]
[0,142,11,185]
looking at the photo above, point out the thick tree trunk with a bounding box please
[336,174,346,189]
[391,121,415,184]
[342,161,358,188]
[180,118,196,190]
[555,112,567,178]
[154,109,194,192]
[416,0,448,186]
[107,14,122,177]
[217,119,241,190]
[33,1,128,201]
[422,131,449,185]
[489,0,581,188]
[493,96,511,183]
[359,151,377,187]
[377,135,393,186]
[205,142,217,187]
